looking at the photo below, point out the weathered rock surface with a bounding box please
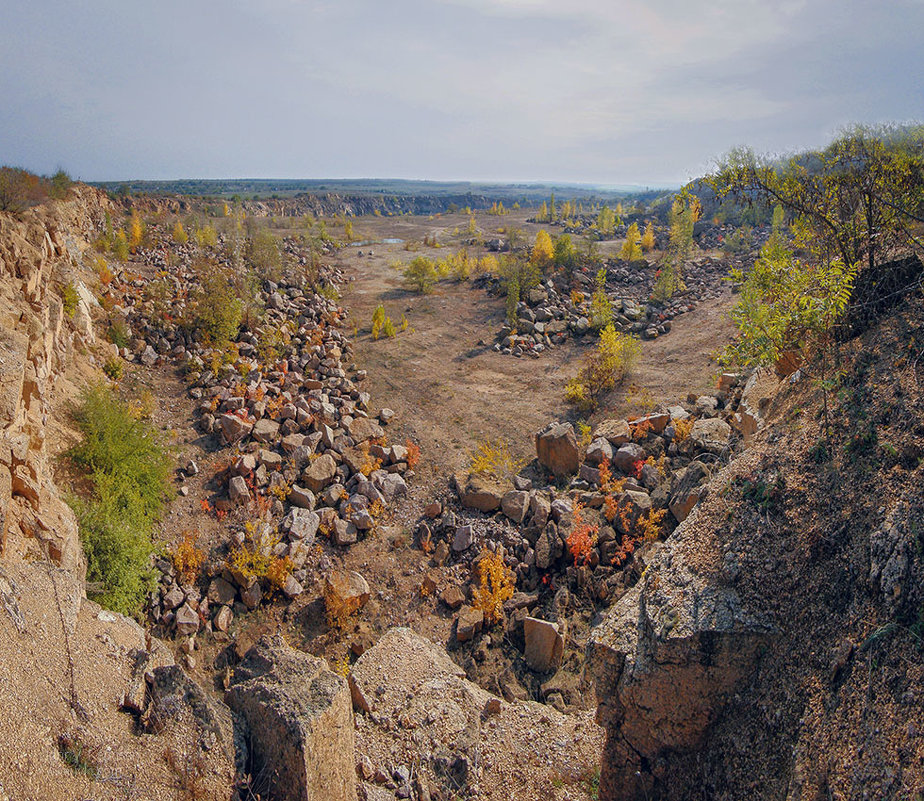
[350,628,603,801]
[588,457,776,800]
[227,634,355,801]
[535,422,580,476]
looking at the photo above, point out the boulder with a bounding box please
[226,635,356,801]
[730,368,779,438]
[251,417,281,443]
[303,453,338,493]
[669,462,711,523]
[536,422,580,476]
[594,418,631,446]
[174,603,200,636]
[501,490,530,524]
[686,418,732,455]
[284,508,319,544]
[523,617,564,672]
[612,443,646,474]
[219,413,253,444]
[288,485,316,509]
[323,570,370,620]
[456,605,484,642]
[585,437,614,467]
[457,472,506,513]
[348,417,384,444]
[228,475,250,506]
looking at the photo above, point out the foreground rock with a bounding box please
[227,635,355,801]
[535,422,580,476]
[350,627,603,801]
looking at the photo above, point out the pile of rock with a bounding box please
[479,256,729,357]
[417,371,778,664]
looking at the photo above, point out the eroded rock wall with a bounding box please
[0,187,110,573]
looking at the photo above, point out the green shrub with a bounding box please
[103,357,124,380]
[194,272,243,345]
[68,386,171,616]
[62,283,79,318]
[108,318,131,349]
[403,256,438,293]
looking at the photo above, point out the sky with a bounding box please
[1,0,922,185]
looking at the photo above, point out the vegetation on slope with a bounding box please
[68,386,171,616]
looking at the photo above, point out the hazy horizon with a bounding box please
[3,1,922,185]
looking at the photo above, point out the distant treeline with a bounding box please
[89,177,667,208]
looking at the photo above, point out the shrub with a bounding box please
[68,386,171,616]
[102,356,124,380]
[371,305,386,340]
[641,222,656,252]
[589,268,613,331]
[471,549,514,625]
[195,225,218,248]
[470,438,525,480]
[108,318,131,348]
[112,230,129,261]
[62,283,79,318]
[171,532,205,585]
[128,212,145,251]
[194,271,243,345]
[404,256,438,293]
[620,223,643,261]
[0,166,50,214]
[404,439,420,469]
[172,221,188,244]
[672,417,694,442]
[383,317,396,338]
[568,502,598,565]
[248,228,282,281]
[565,325,641,411]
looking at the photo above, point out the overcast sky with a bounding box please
[1,0,921,185]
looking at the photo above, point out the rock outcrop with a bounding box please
[227,635,356,801]
[349,627,604,801]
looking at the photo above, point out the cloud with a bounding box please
[0,0,920,182]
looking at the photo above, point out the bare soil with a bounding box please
[335,210,736,490]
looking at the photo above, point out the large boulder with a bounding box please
[535,422,580,476]
[730,368,779,438]
[348,628,604,800]
[457,471,507,513]
[684,417,732,455]
[524,617,564,672]
[669,461,711,523]
[302,453,338,493]
[226,635,355,801]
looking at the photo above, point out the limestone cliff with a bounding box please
[588,295,924,800]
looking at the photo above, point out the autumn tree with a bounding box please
[531,229,554,269]
[620,222,643,261]
[652,187,701,301]
[128,211,145,251]
[248,228,282,281]
[404,256,438,293]
[641,222,655,252]
[172,221,188,245]
[596,206,616,236]
[708,125,924,275]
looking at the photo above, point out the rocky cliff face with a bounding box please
[0,186,111,573]
[587,299,924,800]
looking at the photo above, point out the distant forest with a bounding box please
[89,177,669,206]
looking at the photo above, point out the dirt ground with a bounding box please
[335,209,736,488]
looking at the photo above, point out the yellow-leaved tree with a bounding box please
[128,212,145,251]
[620,222,642,261]
[641,221,655,252]
[172,221,188,245]
[531,229,554,269]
